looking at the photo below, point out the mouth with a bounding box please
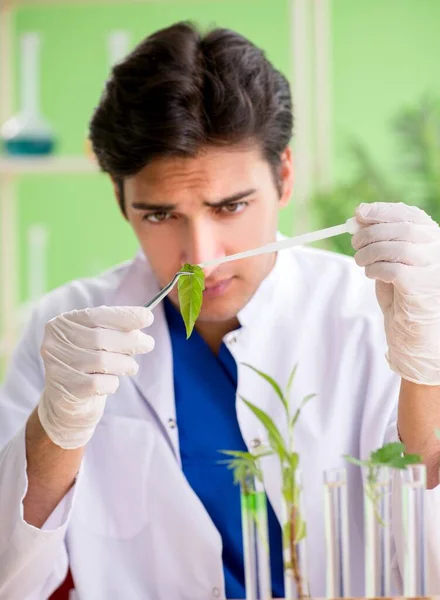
[203,277,234,299]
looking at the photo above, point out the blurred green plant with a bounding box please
[311,96,440,256]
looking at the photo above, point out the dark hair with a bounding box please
[89,21,293,215]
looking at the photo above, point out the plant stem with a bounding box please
[290,504,307,599]
[365,484,385,527]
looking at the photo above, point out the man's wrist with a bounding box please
[398,379,440,488]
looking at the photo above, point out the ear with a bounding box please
[110,176,127,219]
[278,146,294,209]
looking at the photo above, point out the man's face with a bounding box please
[122,143,293,323]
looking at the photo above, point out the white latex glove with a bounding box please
[38,306,154,449]
[352,202,440,385]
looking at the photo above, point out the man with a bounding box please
[1,21,440,600]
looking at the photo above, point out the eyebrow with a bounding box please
[131,189,257,212]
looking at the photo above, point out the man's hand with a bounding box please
[352,202,440,386]
[38,306,155,450]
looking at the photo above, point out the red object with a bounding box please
[49,569,74,600]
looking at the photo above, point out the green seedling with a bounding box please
[344,442,422,526]
[177,263,205,338]
[220,448,271,490]
[223,362,314,599]
[220,447,273,553]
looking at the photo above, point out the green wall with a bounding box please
[332,0,440,182]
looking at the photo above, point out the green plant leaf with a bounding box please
[294,516,307,543]
[177,264,205,338]
[252,446,275,460]
[282,466,294,504]
[220,453,261,487]
[285,364,298,402]
[292,482,301,507]
[219,448,274,462]
[290,393,316,429]
[242,363,287,412]
[282,521,292,549]
[219,450,255,460]
[218,448,274,487]
[240,396,288,462]
[370,442,405,465]
[345,439,423,530]
[435,429,440,440]
[234,462,254,487]
[288,452,299,471]
[343,454,368,467]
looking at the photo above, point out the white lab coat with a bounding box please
[1,244,440,600]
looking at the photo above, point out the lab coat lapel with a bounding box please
[109,252,180,459]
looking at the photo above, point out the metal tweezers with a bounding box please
[144,271,193,310]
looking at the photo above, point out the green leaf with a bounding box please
[343,454,368,467]
[435,429,440,440]
[292,482,301,507]
[177,264,205,338]
[285,364,298,402]
[242,363,287,412]
[294,516,307,543]
[282,466,294,504]
[252,446,275,460]
[288,452,299,471]
[233,463,251,486]
[240,396,288,462]
[221,455,261,487]
[219,450,255,460]
[282,521,292,549]
[371,442,405,465]
[218,448,274,487]
[290,394,316,429]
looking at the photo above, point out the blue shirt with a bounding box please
[164,299,284,599]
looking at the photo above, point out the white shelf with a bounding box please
[0,155,100,175]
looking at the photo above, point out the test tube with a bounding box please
[401,464,427,595]
[323,467,351,597]
[281,469,309,599]
[241,477,258,600]
[363,466,392,596]
[254,478,272,600]
[281,492,294,600]
[240,476,272,600]
[295,470,309,596]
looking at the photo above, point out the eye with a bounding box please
[219,202,248,215]
[142,212,172,223]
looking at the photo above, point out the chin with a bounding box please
[197,295,248,324]
[197,310,238,324]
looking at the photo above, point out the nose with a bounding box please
[182,220,224,277]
